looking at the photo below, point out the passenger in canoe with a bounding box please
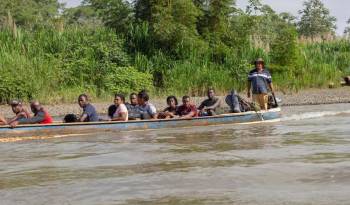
[137,90,158,119]
[0,114,7,125]
[247,58,275,111]
[9,101,53,127]
[8,100,31,124]
[198,88,221,116]
[78,94,99,122]
[158,96,179,119]
[125,93,141,120]
[110,94,128,121]
[176,96,198,118]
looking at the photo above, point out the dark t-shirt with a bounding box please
[83,104,99,122]
[248,68,272,94]
[176,104,197,117]
[198,97,219,111]
[125,103,141,119]
[163,106,178,114]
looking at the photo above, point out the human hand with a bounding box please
[10,121,19,128]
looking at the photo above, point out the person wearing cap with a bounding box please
[9,101,53,127]
[8,100,31,124]
[247,58,275,111]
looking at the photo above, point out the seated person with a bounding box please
[198,88,221,116]
[158,96,179,119]
[110,94,128,121]
[225,90,252,113]
[78,94,99,122]
[0,114,7,125]
[9,101,53,127]
[8,100,31,124]
[137,90,157,119]
[176,96,198,118]
[125,93,141,119]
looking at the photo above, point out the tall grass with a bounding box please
[0,25,349,104]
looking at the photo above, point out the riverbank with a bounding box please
[1,87,349,118]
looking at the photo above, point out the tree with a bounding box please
[0,0,62,27]
[344,18,350,37]
[84,0,133,34]
[297,0,336,38]
[63,5,101,26]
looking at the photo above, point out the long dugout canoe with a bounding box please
[0,108,281,136]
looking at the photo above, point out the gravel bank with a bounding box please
[1,87,349,118]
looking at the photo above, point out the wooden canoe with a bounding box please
[0,108,281,136]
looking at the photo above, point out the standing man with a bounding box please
[247,58,275,111]
[9,101,53,127]
[78,94,99,122]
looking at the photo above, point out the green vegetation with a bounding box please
[0,0,349,104]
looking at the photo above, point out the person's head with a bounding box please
[207,88,215,99]
[78,94,89,108]
[10,100,22,114]
[129,93,138,105]
[30,100,42,114]
[137,91,149,105]
[166,96,178,108]
[182,96,191,108]
[114,94,125,106]
[64,114,78,123]
[255,58,264,71]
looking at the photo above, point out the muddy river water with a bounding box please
[1,104,350,205]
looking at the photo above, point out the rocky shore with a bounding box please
[1,87,349,118]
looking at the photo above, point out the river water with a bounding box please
[1,104,350,205]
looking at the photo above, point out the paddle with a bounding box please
[272,92,278,107]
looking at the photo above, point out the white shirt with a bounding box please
[113,104,128,121]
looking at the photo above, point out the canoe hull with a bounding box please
[0,108,281,136]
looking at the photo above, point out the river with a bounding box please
[1,104,350,205]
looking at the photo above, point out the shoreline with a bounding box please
[0,87,349,118]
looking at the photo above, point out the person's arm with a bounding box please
[111,112,127,121]
[10,112,45,127]
[0,115,7,125]
[180,106,196,119]
[8,112,26,124]
[205,98,221,110]
[149,105,158,119]
[79,113,88,122]
[197,102,205,110]
[150,113,158,119]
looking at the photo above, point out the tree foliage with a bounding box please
[0,0,62,27]
[344,18,350,37]
[297,0,336,38]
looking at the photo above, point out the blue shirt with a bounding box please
[248,68,272,94]
[83,103,99,122]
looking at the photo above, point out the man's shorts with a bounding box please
[253,93,268,111]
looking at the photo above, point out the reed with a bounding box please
[0,25,349,104]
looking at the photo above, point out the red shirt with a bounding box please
[176,104,197,117]
[40,110,53,124]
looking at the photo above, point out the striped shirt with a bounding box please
[248,68,272,94]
